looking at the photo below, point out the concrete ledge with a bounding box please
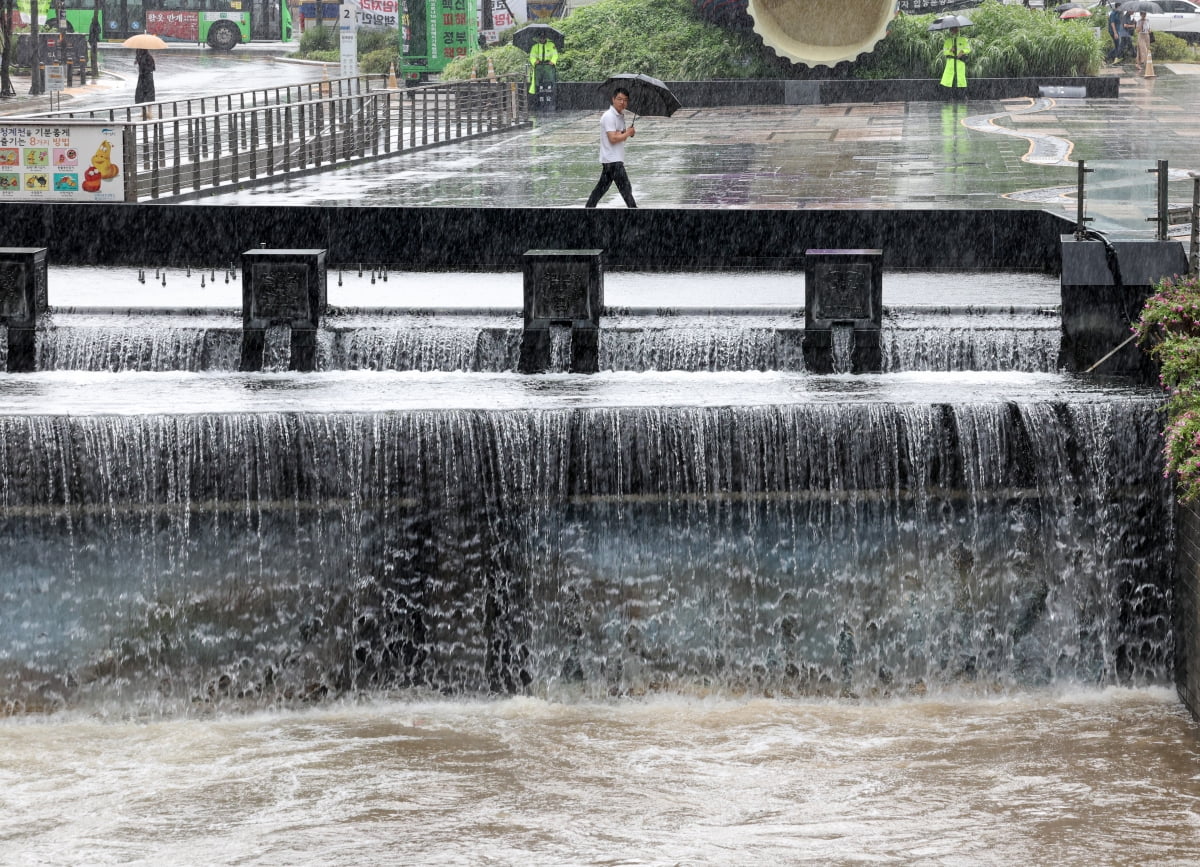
[555,76,1118,110]
[3,203,1075,272]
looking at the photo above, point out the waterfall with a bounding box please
[36,323,241,372]
[330,322,521,372]
[262,326,292,372]
[25,315,1064,374]
[0,399,1171,707]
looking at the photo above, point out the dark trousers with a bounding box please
[585,161,637,208]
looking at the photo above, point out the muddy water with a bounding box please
[2,688,1197,865]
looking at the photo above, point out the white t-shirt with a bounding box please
[599,105,627,164]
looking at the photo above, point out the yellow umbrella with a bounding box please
[122,34,168,49]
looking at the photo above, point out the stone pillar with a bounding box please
[240,249,327,372]
[1060,237,1188,383]
[518,249,603,374]
[0,247,49,373]
[802,249,883,374]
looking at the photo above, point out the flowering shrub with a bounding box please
[1134,273,1200,501]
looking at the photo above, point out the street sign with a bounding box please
[45,65,66,92]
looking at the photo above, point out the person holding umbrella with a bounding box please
[1134,10,1152,74]
[528,33,559,96]
[584,87,637,209]
[134,49,156,103]
[1106,4,1130,64]
[939,25,971,95]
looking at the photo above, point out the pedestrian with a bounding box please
[584,87,637,209]
[1134,11,1152,73]
[134,49,156,103]
[528,34,558,96]
[939,26,970,96]
[1105,5,1129,64]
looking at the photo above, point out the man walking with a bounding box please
[584,87,637,209]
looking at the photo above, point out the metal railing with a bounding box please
[31,74,529,201]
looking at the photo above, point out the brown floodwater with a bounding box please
[2,687,1197,864]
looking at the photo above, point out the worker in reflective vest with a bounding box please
[528,35,559,95]
[940,27,970,92]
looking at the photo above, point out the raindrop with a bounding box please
[161,272,167,287]
[186,265,191,278]
[358,263,363,278]
[137,268,145,284]
[382,269,388,283]
[371,268,376,285]
[338,270,343,287]
[201,274,206,288]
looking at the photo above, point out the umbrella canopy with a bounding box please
[1117,0,1162,11]
[928,14,973,31]
[1060,7,1092,17]
[511,24,565,53]
[597,73,681,119]
[123,34,168,49]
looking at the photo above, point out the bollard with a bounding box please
[240,249,327,372]
[0,248,49,373]
[802,249,883,374]
[519,250,604,374]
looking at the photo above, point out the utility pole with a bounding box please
[481,0,493,31]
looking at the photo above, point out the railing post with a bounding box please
[1191,171,1200,279]
[171,119,181,196]
[1148,159,1169,241]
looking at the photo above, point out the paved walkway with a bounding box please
[5,55,1199,237]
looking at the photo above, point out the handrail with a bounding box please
[91,74,530,201]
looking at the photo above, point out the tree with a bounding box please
[0,0,13,97]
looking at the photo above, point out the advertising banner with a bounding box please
[0,123,126,202]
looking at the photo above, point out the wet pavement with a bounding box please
[4,51,1200,237]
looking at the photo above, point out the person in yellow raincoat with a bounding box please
[528,35,559,96]
[940,26,970,93]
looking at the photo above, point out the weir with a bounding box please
[0,241,1182,711]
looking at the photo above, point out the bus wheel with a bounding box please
[207,22,241,51]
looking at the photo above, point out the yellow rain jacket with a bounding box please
[940,35,970,88]
[529,41,559,94]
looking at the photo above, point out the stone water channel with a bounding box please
[0,198,1197,859]
[1,255,1197,863]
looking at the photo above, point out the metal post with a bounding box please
[1074,159,1094,240]
[1148,159,1169,241]
[1190,171,1200,279]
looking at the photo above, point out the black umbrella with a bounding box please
[512,23,565,53]
[928,14,974,30]
[1117,0,1161,10]
[597,73,681,121]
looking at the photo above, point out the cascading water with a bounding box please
[0,376,1171,708]
[29,311,1064,374]
[262,325,293,372]
[2,267,1195,863]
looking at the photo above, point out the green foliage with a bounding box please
[294,24,398,70]
[1151,31,1196,62]
[856,0,1102,79]
[1135,273,1200,501]
[299,24,337,54]
[441,45,529,80]
[551,0,777,82]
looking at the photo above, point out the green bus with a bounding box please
[23,0,292,51]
